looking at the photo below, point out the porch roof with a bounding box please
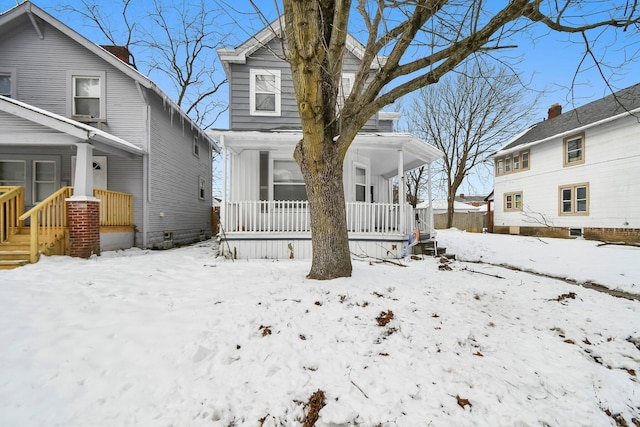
[0,96,145,158]
[210,130,443,178]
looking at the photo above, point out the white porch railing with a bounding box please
[222,201,432,236]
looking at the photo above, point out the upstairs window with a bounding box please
[564,133,584,166]
[250,69,281,116]
[68,71,106,121]
[495,150,530,176]
[0,71,14,98]
[193,137,200,158]
[338,73,354,109]
[273,159,306,201]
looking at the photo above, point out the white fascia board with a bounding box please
[0,96,144,156]
[490,106,640,159]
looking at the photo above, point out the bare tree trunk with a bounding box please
[285,0,353,279]
[294,139,352,279]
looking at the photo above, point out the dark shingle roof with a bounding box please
[502,82,640,151]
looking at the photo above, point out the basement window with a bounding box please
[569,228,583,238]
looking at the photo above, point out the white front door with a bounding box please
[72,156,107,190]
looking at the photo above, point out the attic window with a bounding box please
[193,137,200,158]
[0,72,12,98]
[563,133,585,166]
[250,69,281,116]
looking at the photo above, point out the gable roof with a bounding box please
[493,82,640,157]
[0,1,219,152]
[0,96,145,158]
[217,16,387,73]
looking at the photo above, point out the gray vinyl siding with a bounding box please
[0,14,147,148]
[146,93,212,247]
[228,38,379,132]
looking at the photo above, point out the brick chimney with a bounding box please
[547,103,562,120]
[101,45,132,66]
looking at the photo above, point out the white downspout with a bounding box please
[142,105,151,248]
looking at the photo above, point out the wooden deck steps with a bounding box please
[0,228,31,270]
[412,240,454,258]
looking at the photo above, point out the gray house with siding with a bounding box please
[210,19,443,260]
[0,2,217,268]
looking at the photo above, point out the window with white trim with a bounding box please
[193,137,200,158]
[563,133,584,166]
[504,192,523,212]
[33,161,56,203]
[0,160,26,186]
[338,73,354,109]
[559,183,589,215]
[0,68,16,98]
[355,165,367,202]
[68,71,106,121]
[273,159,306,201]
[250,69,281,116]
[199,176,206,200]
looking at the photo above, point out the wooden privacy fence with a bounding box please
[434,211,485,233]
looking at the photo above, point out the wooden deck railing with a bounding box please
[0,186,25,242]
[94,189,133,226]
[19,186,73,263]
[223,201,428,236]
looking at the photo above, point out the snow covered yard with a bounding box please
[0,230,638,426]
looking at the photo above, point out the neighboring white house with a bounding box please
[489,83,640,244]
[210,18,443,259]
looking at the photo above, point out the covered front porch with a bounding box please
[0,96,144,268]
[213,130,443,260]
[0,185,134,269]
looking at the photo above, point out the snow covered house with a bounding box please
[489,83,640,244]
[210,19,443,259]
[0,2,218,269]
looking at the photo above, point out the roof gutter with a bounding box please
[490,107,640,159]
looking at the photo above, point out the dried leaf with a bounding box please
[456,395,472,409]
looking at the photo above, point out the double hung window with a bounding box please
[560,183,589,215]
[273,160,307,201]
[564,134,584,166]
[250,69,281,116]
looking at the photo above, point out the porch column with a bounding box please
[220,137,227,234]
[73,143,94,197]
[398,150,405,234]
[66,142,100,258]
[428,162,434,238]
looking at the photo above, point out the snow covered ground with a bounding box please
[0,229,638,426]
